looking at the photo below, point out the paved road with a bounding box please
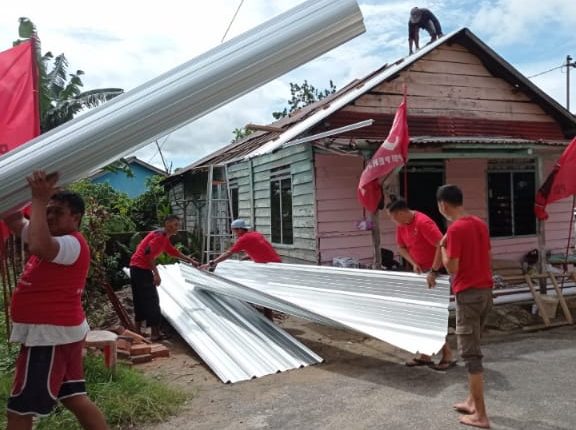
[146,323,576,430]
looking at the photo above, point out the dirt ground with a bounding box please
[133,303,576,430]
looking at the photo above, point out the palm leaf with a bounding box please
[46,54,69,99]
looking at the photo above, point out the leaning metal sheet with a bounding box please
[157,264,323,383]
[200,261,451,355]
[0,0,365,215]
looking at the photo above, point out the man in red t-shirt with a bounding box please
[437,184,493,430]
[386,196,455,371]
[204,219,281,267]
[202,219,281,319]
[129,215,199,340]
[2,170,108,429]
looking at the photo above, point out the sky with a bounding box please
[1,0,575,172]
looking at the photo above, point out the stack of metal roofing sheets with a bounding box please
[157,265,323,383]
[180,261,451,356]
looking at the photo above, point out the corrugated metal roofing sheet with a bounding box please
[181,261,451,356]
[157,264,323,383]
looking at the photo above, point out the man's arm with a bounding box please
[26,171,61,261]
[398,246,421,273]
[440,234,459,274]
[176,251,200,267]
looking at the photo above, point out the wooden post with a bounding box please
[536,155,547,294]
[371,211,382,269]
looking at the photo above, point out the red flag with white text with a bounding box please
[535,137,576,220]
[357,93,409,213]
[0,40,40,245]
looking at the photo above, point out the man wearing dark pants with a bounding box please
[129,215,199,340]
[2,171,108,430]
[437,184,493,429]
[386,196,455,371]
[408,7,443,54]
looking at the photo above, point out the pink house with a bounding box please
[164,28,576,267]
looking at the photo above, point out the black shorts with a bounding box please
[130,266,161,326]
[8,341,86,416]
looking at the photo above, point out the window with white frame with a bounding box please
[270,166,293,244]
[487,160,536,237]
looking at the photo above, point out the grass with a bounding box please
[1,298,188,429]
[0,354,188,429]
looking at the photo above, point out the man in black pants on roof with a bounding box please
[409,7,443,55]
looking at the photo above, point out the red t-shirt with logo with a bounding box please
[129,229,181,270]
[446,216,493,294]
[396,211,442,270]
[230,231,282,263]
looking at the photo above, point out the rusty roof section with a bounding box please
[166,27,576,181]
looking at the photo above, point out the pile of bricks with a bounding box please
[115,329,170,364]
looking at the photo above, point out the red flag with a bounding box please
[535,137,576,220]
[357,93,409,213]
[0,40,40,245]
[0,40,40,156]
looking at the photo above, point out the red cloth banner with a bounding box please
[0,40,40,245]
[357,93,409,213]
[0,40,40,156]
[535,137,576,220]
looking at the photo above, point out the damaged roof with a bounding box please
[167,27,576,181]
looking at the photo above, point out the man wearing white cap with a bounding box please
[408,7,443,55]
[203,219,281,268]
[202,219,281,319]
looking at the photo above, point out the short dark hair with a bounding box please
[51,190,85,216]
[436,185,463,206]
[385,195,409,213]
[164,214,180,223]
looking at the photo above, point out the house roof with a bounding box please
[89,156,167,180]
[167,27,576,180]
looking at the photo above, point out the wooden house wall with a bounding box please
[339,43,562,139]
[226,144,317,263]
[444,158,573,261]
[314,153,396,265]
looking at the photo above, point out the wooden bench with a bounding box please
[491,259,574,326]
[85,330,118,370]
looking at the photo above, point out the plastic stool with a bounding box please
[85,330,118,369]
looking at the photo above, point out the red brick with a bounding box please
[150,344,170,358]
[131,354,152,364]
[130,344,151,356]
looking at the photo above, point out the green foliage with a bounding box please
[272,79,337,120]
[69,180,136,233]
[13,17,124,132]
[129,175,171,231]
[232,126,254,143]
[0,296,18,373]
[0,354,187,429]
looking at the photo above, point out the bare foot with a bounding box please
[453,401,475,414]
[459,414,490,429]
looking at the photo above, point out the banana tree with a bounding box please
[13,17,124,132]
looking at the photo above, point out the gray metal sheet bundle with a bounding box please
[183,261,452,356]
[0,0,365,215]
[157,265,323,383]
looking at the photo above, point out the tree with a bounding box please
[272,79,337,120]
[231,126,254,143]
[13,17,124,132]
